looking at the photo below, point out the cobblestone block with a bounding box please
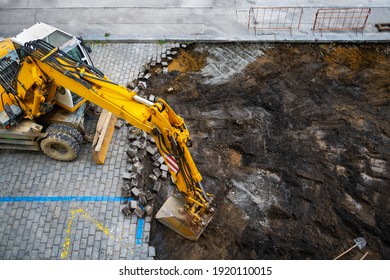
[145,205,153,216]
[122,172,137,180]
[131,187,140,198]
[152,168,162,178]
[152,182,162,193]
[134,207,145,218]
[148,246,156,257]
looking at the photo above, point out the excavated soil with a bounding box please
[145,43,390,260]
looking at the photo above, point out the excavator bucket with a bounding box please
[156,194,213,241]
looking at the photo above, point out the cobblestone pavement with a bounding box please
[0,43,170,260]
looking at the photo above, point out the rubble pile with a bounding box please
[119,42,189,221]
[121,125,173,219]
[126,43,188,100]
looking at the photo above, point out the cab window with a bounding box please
[43,30,72,47]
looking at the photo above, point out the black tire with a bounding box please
[40,131,80,161]
[46,123,83,145]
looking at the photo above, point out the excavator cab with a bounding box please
[12,22,93,112]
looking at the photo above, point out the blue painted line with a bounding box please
[136,218,145,243]
[0,196,128,203]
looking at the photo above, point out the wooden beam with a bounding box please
[92,109,117,165]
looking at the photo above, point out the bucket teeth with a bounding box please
[155,194,213,241]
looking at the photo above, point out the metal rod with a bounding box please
[198,182,210,203]
[134,95,154,106]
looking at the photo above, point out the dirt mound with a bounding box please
[146,43,390,260]
[168,49,207,73]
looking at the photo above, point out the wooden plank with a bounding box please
[92,109,117,165]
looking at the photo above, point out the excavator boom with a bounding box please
[17,40,214,240]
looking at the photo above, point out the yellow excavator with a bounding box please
[0,35,213,240]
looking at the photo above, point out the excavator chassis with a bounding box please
[156,194,213,241]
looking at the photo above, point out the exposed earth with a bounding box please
[143,43,389,260]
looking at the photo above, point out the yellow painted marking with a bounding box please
[60,209,76,259]
[60,208,134,259]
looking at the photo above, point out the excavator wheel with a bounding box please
[46,123,83,145]
[40,131,80,161]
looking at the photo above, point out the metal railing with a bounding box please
[312,8,372,35]
[248,7,303,35]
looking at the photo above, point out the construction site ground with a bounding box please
[0,42,389,260]
[146,43,390,260]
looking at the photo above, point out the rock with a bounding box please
[132,139,147,150]
[153,168,162,178]
[161,171,168,180]
[148,94,156,102]
[148,246,156,257]
[152,182,162,193]
[127,164,136,173]
[145,191,154,202]
[138,81,147,89]
[122,206,132,218]
[123,172,137,180]
[138,90,146,98]
[148,135,156,144]
[163,67,169,74]
[144,73,152,80]
[136,165,144,175]
[156,156,165,165]
[152,154,161,161]
[160,164,169,171]
[134,207,145,218]
[167,87,174,92]
[143,63,150,71]
[139,193,147,206]
[126,147,137,158]
[127,81,137,90]
[133,161,143,169]
[131,187,140,199]
[115,119,124,129]
[146,146,158,155]
[145,205,154,216]
[129,200,138,211]
[130,178,138,187]
[128,133,138,141]
[149,174,158,181]
[132,157,141,166]
[121,183,132,198]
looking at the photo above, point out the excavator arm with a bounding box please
[20,40,213,240]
